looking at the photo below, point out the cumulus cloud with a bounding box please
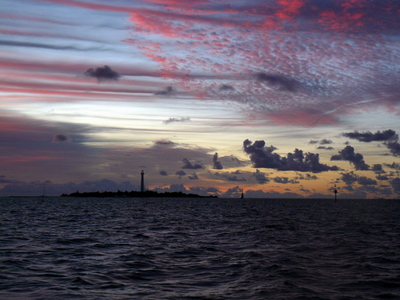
[340,172,359,185]
[84,65,120,82]
[163,117,191,124]
[243,139,338,172]
[340,172,378,187]
[213,152,223,170]
[331,146,369,170]
[159,170,168,176]
[386,141,400,156]
[182,158,202,169]
[343,129,398,142]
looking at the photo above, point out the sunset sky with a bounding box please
[1,0,400,198]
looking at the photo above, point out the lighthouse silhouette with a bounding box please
[140,170,145,192]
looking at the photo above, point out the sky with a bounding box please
[1,0,400,198]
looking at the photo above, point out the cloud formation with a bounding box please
[84,65,120,82]
[182,158,202,169]
[243,139,338,173]
[343,130,398,142]
[331,146,369,170]
[163,117,191,124]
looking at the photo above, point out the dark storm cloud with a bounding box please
[243,139,338,173]
[182,158,203,169]
[159,170,168,176]
[84,65,120,82]
[331,146,369,170]
[155,86,175,96]
[53,134,69,142]
[163,117,190,124]
[386,141,400,156]
[212,152,223,170]
[255,73,301,92]
[342,130,398,142]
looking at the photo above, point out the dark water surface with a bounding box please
[1,197,399,299]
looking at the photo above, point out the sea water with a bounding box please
[0,197,399,299]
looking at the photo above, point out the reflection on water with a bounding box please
[1,197,399,299]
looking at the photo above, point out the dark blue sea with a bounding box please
[1,197,399,299]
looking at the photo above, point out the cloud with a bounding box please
[155,86,175,96]
[84,65,120,82]
[391,178,400,194]
[212,152,223,170]
[386,141,400,156]
[340,172,359,185]
[0,178,139,197]
[376,175,389,181]
[385,162,400,170]
[343,130,398,142]
[53,134,69,142]
[163,117,191,124]
[243,139,338,172]
[159,170,168,176]
[182,158,203,169]
[175,170,186,177]
[255,72,301,92]
[319,139,333,145]
[251,170,269,184]
[317,146,334,150]
[331,146,369,170]
[357,176,377,186]
[188,172,199,180]
[273,177,299,184]
[153,139,176,146]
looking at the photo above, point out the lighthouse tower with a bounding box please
[140,170,145,192]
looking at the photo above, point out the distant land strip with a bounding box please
[61,190,218,198]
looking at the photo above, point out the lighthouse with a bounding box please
[140,170,145,192]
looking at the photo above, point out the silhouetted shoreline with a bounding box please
[61,190,218,198]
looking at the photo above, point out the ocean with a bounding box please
[0,197,399,299]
